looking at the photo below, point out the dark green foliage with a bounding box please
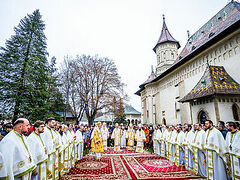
[113,116,127,125]
[48,56,65,121]
[0,10,61,122]
[113,98,126,124]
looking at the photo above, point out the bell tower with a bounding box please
[153,15,180,75]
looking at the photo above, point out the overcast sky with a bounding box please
[0,0,228,111]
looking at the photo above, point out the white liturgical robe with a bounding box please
[153,129,161,155]
[75,129,84,160]
[204,127,228,180]
[101,126,109,151]
[120,130,127,148]
[135,129,146,153]
[40,126,56,179]
[226,130,240,180]
[111,128,122,151]
[0,130,36,180]
[0,152,8,179]
[27,131,48,180]
[160,129,168,158]
[175,131,185,167]
[191,129,207,177]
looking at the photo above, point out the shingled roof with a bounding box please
[153,15,180,53]
[135,68,157,96]
[135,1,240,96]
[124,105,141,115]
[179,65,240,103]
[173,1,240,66]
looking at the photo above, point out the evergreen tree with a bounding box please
[113,98,126,124]
[48,56,65,122]
[0,10,51,122]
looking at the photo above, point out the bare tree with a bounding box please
[60,54,126,125]
[59,56,85,124]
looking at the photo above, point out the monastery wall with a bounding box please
[141,30,240,125]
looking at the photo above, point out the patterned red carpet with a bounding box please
[61,148,201,180]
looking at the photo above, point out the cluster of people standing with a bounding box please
[91,122,146,159]
[152,120,240,180]
[0,118,84,180]
[1,118,239,180]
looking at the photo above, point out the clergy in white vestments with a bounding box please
[160,126,168,158]
[27,121,48,180]
[169,126,177,163]
[66,125,75,168]
[75,128,84,160]
[53,122,62,180]
[57,125,65,177]
[175,124,185,167]
[111,123,122,151]
[226,121,240,180]
[0,118,37,180]
[191,123,207,177]
[204,120,228,180]
[120,126,127,148]
[153,125,161,155]
[135,124,146,153]
[166,126,174,160]
[126,124,135,151]
[62,125,71,174]
[101,123,109,151]
[40,117,56,179]
[58,125,65,177]
[183,124,195,172]
[0,152,8,179]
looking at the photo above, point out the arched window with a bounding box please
[198,110,208,124]
[232,104,240,121]
[162,118,166,125]
[171,51,174,59]
[157,55,160,64]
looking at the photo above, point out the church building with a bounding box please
[136,1,240,125]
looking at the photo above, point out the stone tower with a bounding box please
[153,15,180,75]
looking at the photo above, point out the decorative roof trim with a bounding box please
[179,65,240,103]
[135,1,240,96]
[153,15,180,53]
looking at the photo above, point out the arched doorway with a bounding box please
[232,104,240,121]
[198,110,208,124]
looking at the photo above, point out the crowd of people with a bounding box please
[0,118,84,180]
[152,120,240,180]
[0,118,239,180]
[90,120,240,180]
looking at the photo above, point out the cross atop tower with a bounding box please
[153,16,180,75]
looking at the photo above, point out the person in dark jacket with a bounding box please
[216,121,228,139]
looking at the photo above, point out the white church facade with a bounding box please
[136,1,240,125]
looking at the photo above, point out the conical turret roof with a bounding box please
[153,15,180,53]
